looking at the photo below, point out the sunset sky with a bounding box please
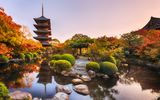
[0,0,160,42]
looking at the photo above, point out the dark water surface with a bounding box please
[0,61,160,100]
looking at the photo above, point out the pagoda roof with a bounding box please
[34,30,51,34]
[34,16,50,21]
[34,36,52,40]
[143,17,160,30]
[34,24,51,30]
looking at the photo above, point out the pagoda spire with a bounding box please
[42,0,44,16]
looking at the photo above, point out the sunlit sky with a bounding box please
[1,0,160,42]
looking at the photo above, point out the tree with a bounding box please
[66,34,93,55]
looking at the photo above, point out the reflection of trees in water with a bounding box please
[53,75,72,85]
[0,63,39,88]
[86,78,118,100]
[119,66,160,93]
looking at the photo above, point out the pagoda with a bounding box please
[33,3,52,46]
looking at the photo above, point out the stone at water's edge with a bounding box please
[52,92,69,100]
[80,75,91,82]
[9,91,32,100]
[72,78,83,85]
[56,85,72,94]
[61,71,69,77]
[73,84,90,95]
[88,70,96,78]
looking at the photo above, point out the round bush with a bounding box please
[33,53,38,58]
[100,61,118,76]
[0,82,9,97]
[50,60,56,70]
[61,54,75,65]
[54,60,72,73]
[102,55,117,65]
[25,53,32,61]
[86,62,100,72]
[0,55,9,63]
[52,54,62,60]
[19,53,25,60]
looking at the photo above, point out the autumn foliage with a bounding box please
[0,9,42,57]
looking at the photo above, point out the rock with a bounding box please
[72,78,83,85]
[33,98,42,100]
[52,92,69,100]
[96,73,105,77]
[68,71,77,77]
[103,74,109,79]
[56,85,72,94]
[123,64,129,67]
[73,84,90,95]
[9,91,32,100]
[80,75,91,82]
[61,71,69,77]
[88,70,96,78]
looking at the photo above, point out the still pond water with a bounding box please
[0,59,160,100]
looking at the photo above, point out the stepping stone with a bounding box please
[52,92,69,100]
[80,75,91,82]
[72,78,83,85]
[9,91,32,100]
[73,84,90,95]
[56,85,72,94]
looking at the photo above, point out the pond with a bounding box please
[0,58,160,100]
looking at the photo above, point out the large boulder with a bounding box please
[9,91,32,100]
[56,85,72,94]
[52,92,69,100]
[72,78,83,85]
[80,75,91,82]
[73,84,90,95]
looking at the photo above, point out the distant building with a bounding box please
[143,17,160,30]
[33,3,52,47]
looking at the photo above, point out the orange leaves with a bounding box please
[0,43,13,55]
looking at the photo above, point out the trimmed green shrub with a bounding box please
[33,53,38,58]
[52,54,62,60]
[25,53,32,61]
[54,60,72,73]
[0,82,9,97]
[19,53,25,60]
[100,61,118,76]
[28,52,33,58]
[50,60,56,70]
[61,54,75,65]
[86,62,100,72]
[102,55,117,65]
[0,55,9,63]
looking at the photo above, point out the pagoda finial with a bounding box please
[42,0,44,16]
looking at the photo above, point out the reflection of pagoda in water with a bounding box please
[33,3,52,46]
[37,60,52,96]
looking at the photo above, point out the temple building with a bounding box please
[143,16,160,30]
[33,3,52,46]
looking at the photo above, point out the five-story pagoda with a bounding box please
[33,3,51,46]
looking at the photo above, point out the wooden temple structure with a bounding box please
[143,17,160,30]
[33,3,52,46]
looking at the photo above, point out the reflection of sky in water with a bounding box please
[9,72,91,100]
[112,82,160,100]
[8,68,160,100]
